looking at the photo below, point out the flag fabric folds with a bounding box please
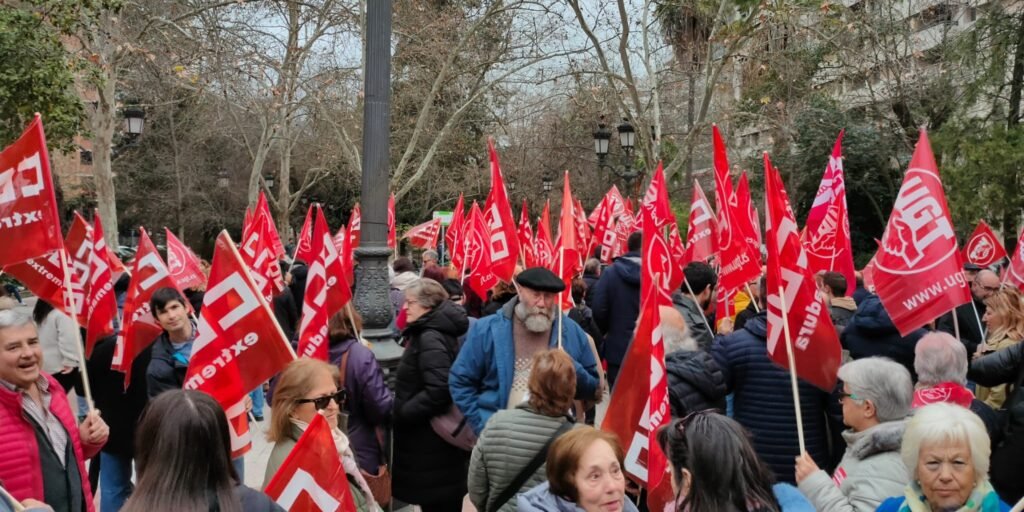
[264,413,358,512]
[165,228,207,291]
[803,131,856,296]
[962,220,1007,267]
[0,114,63,267]
[483,139,520,282]
[298,206,353,360]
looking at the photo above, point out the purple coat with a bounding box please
[329,337,394,473]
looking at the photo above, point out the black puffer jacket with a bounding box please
[840,294,926,380]
[392,300,471,506]
[665,350,727,417]
[969,342,1024,503]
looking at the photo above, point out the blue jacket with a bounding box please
[711,312,838,484]
[517,482,639,512]
[841,294,926,381]
[590,252,641,371]
[450,298,600,435]
[875,495,1009,511]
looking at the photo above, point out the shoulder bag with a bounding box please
[339,348,392,507]
[487,418,575,512]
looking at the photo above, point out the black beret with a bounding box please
[963,262,982,271]
[515,267,566,293]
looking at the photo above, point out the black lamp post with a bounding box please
[264,174,276,190]
[108,105,146,160]
[542,174,553,194]
[593,116,640,191]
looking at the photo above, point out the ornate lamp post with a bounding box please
[542,174,553,195]
[593,117,641,194]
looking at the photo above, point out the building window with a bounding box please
[80,150,93,166]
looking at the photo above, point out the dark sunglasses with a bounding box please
[296,389,347,411]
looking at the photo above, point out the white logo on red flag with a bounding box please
[1002,228,1024,290]
[963,221,1006,267]
[466,201,498,299]
[803,131,856,297]
[684,179,716,265]
[0,115,63,267]
[264,413,358,512]
[294,205,316,264]
[165,228,207,291]
[85,214,117,356]
[403,218,442,250]
[534,200,555,269]
[298,207,352,360]
[484,139,520,281]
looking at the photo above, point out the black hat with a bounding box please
[964,262,982,272]
[515,267,566,293]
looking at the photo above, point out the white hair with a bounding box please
[901,403,990,486]
[663,324,698,353]
[838,357,913,423]
[0,309,33,330]
[914,332,968,387]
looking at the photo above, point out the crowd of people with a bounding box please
[1,239,1023,512]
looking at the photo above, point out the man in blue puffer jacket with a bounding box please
[590,232,642,386]
[711,282,841,484]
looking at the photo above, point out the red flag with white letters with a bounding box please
[804,131,856,297]
[403,218,442,250]
[294,205,316,265]
[534,200,555,270]
[713,126,761,324]
[518,200,537,268]
[165,228,207,291]
[85,214,117,356]
[764,154,841,392]
[683,179,717,264]
[640,162,673,230]
[601,284,673,512]
[962,221,1006,267]
[734,171,763,263]
[113,229,187,385]
[249,191,286,260]
[873,130,970,335]
[0,115,63,267]
[3,251,68,315]
[240,209,286,304]
[1002,227,1024,290]
[484,139,520,282]
[184,230,294,409]
[641,204,674,307]
[387,193,397,250]
[264,413,358,512]
[64,213,94,321]
[466,201,499,300]
[298,206,353,360]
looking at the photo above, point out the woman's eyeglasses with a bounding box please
[297,389,347,411]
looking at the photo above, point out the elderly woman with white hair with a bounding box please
[795,357,913,512]
[876,403,1011,512]
[912,332,1000,439]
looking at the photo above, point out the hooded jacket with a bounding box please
[392,299,471,505]
[665,350,727,417]
[329,336,394,473]
[798,420,909,512]
[840,295,926,380]
[590,252,641,375]
[712,312,837,484]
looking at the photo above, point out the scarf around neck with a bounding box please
[898,480,1002,512]
[912,382,975,409]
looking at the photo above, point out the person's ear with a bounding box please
[864,399,877,420]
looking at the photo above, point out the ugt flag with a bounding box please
[803,131,856,297]
[962,220,1006,267]
[873,130,970,336]
[0,114,63,267]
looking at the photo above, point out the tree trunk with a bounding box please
[1007,12,1024,127]
[91,71,119,249]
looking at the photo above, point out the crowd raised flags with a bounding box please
[803,131,856,296]
[963,220,1007,267]
[872,130,970,335]
[298,205,353,360]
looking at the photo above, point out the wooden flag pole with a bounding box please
[345,301,364,345]
[745,282,761,313]
[57,250,95,412]
[970,299,986,341]
[0,485,24,512]
[777,284,806,455]
[682,276,715,338]
[1010,496,1024,512]
[557,246,564,350]
[952,310,961,345]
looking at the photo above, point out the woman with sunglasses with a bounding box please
[263,358,377,512]
[657,411,814,512]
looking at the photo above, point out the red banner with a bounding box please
[803,131,856,297]
[639,162,673,230]
[294,205,316,265]
[298,206,353,360]
[3,251,67,315]
[484,139,520,282]
[734,171,763,263]
[466,201,498,299]
[184,230,295,408]
[0,115,63,267]
[240,207,286,304]
[85,214,117,356]
[640,205,674,307]
[403,218,442,250]
[683,179,716,265]
[387,192,397,250]
[713,126,761,324]
[601,285,673,512]
[873,130,970,336]
[764,155,841,392]
[264,413,358,512]
[113,229,186,385]
[448,195,467,271]
[667,222,687,292]
[165,228,207,291]
[518,200,537,268]
[534,200,555,270]
[963,220,1007,267]
[64,213,94,321]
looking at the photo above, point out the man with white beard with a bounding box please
[449,267,601,435]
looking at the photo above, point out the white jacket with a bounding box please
[38,309,80,374]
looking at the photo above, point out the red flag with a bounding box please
[185,230,295,407]
[0,115,63,267]
[588,186,624,228]
[641,203,674,307]
[448,195,467,271]
[534,200,555,269]
[264,413,358,512]
[734,171,763,262]
[226,399,254,459]
[64,213,94,321]
[387,193,397,250]
[466,201,498,299]
[240,208,286,303]
[862,256,878,292]
[667,222,688,292]
[298,206,353,360]
[403,218,442,250]
[85,214,117,356]
[3,251,68,315]
[612,207,636,260]
[712,126,761,320]
[601,284,673,512]
[963,221,1007,267]
[683,179,716,264]
[348,203,362,249]
[113,229,186,385]
[873,130,970,335]
[1002,228,1024,290]
[764,154,841,392]
[252,191,286,259]
[518,200,537,268]
[165,228,207,291]
[640,162,673,230]
[293,205,316,265]
[803,131,856,296]
[555,173,579,309]
[484,139,520,282]
[574,197,591,260]
[105,246,126,275]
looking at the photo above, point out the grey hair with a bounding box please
[422,250,438,261]
[914,332,968,387]
[901,403,990,486]
[837,357,913,423]
[0,309,34,330]
[663,324,698,353]
[405,278,448,309]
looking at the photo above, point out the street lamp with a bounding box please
[617,119,635,153]
[122,107,145,137]
[542,174,553,194]
[593,123,611,157]
[593,117,640,190]
[217,170,230,189]
[508,180,516,192]
[264,174,276,189]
